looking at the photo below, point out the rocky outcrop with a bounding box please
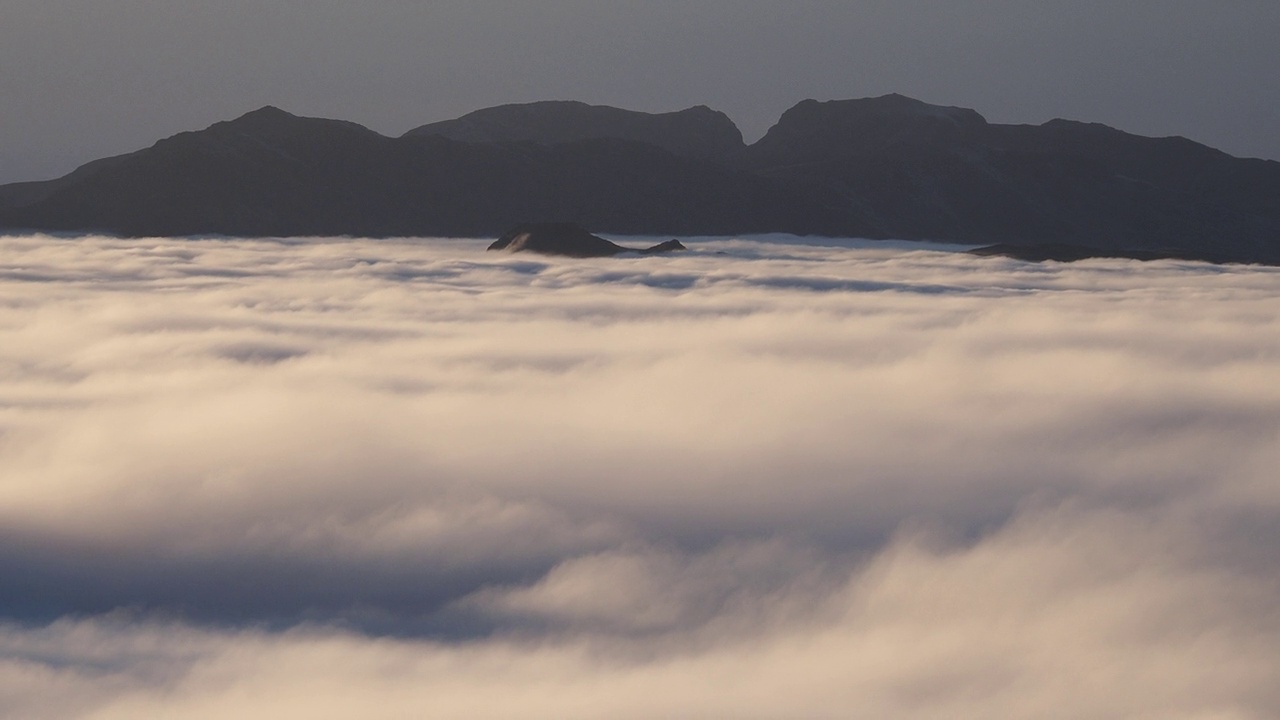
[638,239,688,255]
[488,223,686,258]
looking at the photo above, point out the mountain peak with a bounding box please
[747,94,987,164]
[235,105,297,121]
[209,106,308,135]
[403,101,744,159]
[796,94,987,125]
[205,106,383,144]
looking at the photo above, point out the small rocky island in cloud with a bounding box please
[488,223,687,258]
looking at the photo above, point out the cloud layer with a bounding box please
[2,234,1279,717]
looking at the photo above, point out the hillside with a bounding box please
[2,95,1278,263]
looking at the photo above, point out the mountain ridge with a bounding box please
[404,100,745,160]
[2,95,1277,264]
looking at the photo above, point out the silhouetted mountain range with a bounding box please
[2,95,1278,263]
[405,101,745,160]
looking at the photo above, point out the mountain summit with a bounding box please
[404,100,745,159]
[747,94,988,166]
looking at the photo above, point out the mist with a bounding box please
[2,234,1279,717]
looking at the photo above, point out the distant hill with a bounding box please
[2,95,1278,264]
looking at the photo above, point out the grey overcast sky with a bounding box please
[1,0,1277,183]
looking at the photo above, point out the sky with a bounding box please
[2,234,1280,716]
[1,1,1278,184]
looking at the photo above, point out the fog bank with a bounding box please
[2,234,1278,717]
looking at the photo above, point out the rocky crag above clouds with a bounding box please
[488,222,686,257]
[2,95,1278,264]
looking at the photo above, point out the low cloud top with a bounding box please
[2,234,1279,718]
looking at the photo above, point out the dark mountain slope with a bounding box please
[979,119,1280,260]
[742,95,1280,261]
[0,107,407,236]
[745,94,988,168]
[1,96,1278,264]
[404,100,745,160]
[0,107,816,238]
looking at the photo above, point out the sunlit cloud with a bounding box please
[1,233,1278,717]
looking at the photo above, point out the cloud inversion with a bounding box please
[1,234,1278,718]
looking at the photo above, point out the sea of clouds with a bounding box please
[1,234,1278,718]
